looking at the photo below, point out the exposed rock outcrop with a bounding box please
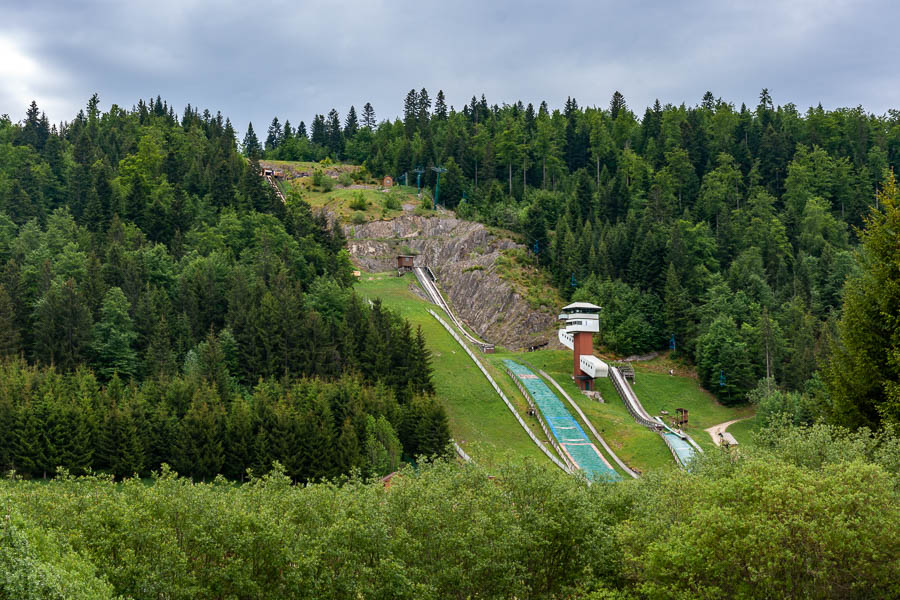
[346,215,561,350]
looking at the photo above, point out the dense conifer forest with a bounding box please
[0,96,447,481]
[259,88,900,425]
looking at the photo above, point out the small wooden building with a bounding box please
[383,175,394,188]
[397,255,415,275]
[675,407,688,427]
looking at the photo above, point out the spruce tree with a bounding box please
[362,102,376,129]
[344,106,359,137]
[326,109,343,157]
[0,284,21,357]
[434,90,448,120]
[13,401,46,477]
[609,91,627,120]
[145,315,176,379]
[100,401,145,479]
[265,117,282,152]
[32,279,93,371]
[242,122,261,158]
[403,89,418,137]
[310,115,326,146]
[91,287,138,380]
[827,171,900,427]
[336,417,361,474]
[417,88,431,132]
[176,385,225,480]
[411,326,434,395]
[224,395,256,480]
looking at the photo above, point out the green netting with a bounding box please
[504,360,621,482]
[563,443,620,482]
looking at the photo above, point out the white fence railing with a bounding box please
[504,367,577,472]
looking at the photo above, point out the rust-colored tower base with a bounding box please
[573,331,593,390]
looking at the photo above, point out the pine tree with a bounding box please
[265,117,282,152]
[297,120,308,140]
[344,106,359,137]
[176,384,225,480]
[242,122,261,158]
[32,279,93,371]
[403,89,418,137]
[827,171,900,427]
[91,287,138,380]
[362,102,376,129]
[0,284,21,357]
[434,90,448,120]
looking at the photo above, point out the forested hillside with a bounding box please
[0,96,449,480]
[259,89,900,418]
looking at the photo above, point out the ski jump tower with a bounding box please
[558,302,609,391]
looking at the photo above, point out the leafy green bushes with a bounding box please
[349,192,367,210]
[0,516,116,599]
[0,423,897,599]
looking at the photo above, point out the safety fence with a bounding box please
[504,365,577,472]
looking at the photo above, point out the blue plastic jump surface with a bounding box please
[664,432,696,467]
[504,360,621,482]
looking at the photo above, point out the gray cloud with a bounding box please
[1,0,897,136]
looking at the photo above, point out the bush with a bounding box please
[337,172,353,186]
[349,192,367,211]
[382,193,401,211]
[311,169,335,191]
[350,212,367,225]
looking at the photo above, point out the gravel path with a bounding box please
[704,418,747,446]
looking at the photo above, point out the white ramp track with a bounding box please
[609,367,659,428]
[414,267,489,349]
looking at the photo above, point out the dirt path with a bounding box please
[704,418,748,446]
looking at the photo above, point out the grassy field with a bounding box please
[354,273,553,469]
[624,359,756,452]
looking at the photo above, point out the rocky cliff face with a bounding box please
[346,215,561,350]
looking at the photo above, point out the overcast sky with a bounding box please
[1,0,897,136]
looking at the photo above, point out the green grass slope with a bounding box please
[355,273,551,468]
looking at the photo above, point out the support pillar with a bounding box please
[573,331,593,390]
